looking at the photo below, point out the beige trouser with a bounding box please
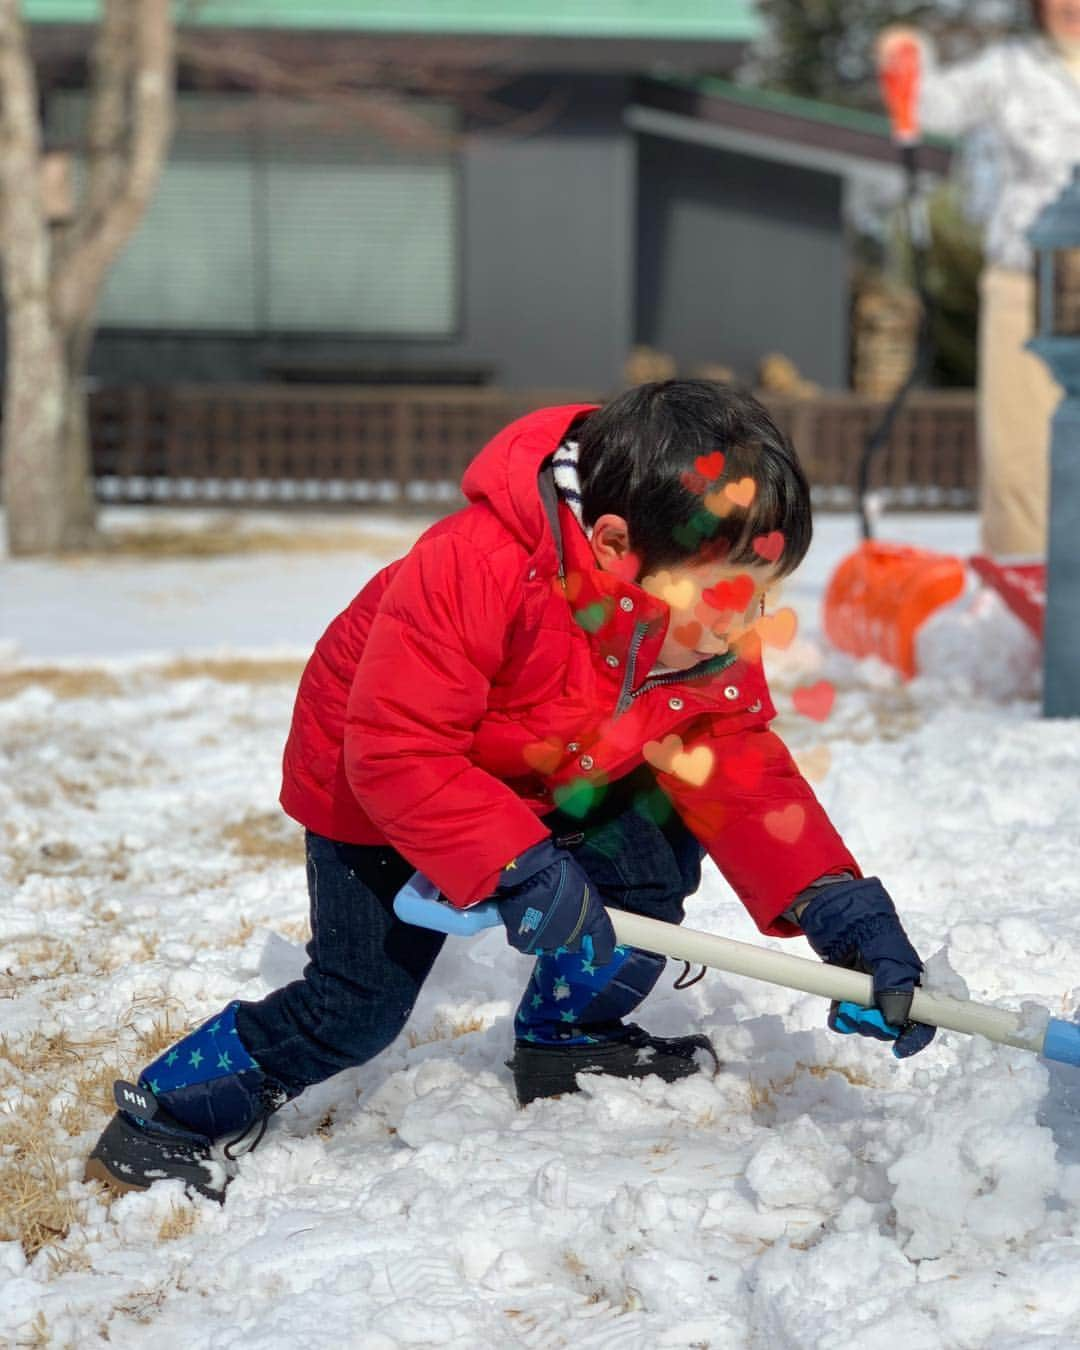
[977,265,1061,558]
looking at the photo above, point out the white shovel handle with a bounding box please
[393,877,1080,1066]
[610,910,1047,1055]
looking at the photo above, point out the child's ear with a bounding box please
[590,514,641,582]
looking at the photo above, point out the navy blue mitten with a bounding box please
[497,839,616,964]
[799,877,935,1059]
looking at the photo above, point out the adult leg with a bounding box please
[978,265,1059,558]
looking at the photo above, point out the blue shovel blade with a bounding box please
[393,872,501,936]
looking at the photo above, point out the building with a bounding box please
[28,2,951,395]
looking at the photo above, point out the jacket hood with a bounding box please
[460,403,597,557]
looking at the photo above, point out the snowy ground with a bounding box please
[3,507,1080,1349]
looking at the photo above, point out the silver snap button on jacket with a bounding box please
[579,754,594,770]
[566,741,580,753]
[605,655,619,668]
[723,685,739,700]
[619,597,634,612]
[668,696,684,711]
[748,699,763,714]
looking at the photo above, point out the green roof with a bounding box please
[25,1,761,40]
[688,76,955,149]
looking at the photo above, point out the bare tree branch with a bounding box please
[52,0,175,329]
[176,31,566,149]
[83,0,135,224]
[0,0,50,305]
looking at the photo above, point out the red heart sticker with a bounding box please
[792,680,835,722]
[522,738,563,775]
[694,451,726,480]
[702,573,755,614]
[679,471,710,496]
[752,531,785,563]
[673,620,703,649]
[763,803,806,844]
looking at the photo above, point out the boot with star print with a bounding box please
[83,1002,287,1200]
[507,1020,720,1106]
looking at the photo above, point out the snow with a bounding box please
[4,507,1080,1348]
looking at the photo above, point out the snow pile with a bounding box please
[3,511,1080,1348]
[917,580,1043,702]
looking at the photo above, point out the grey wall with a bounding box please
[86,76,635,394]
[636,133,849,389]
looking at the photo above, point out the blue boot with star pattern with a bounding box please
[84,1003,288,1200]
[507,946,720,1104]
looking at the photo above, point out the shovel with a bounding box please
[393,872,1080,1068]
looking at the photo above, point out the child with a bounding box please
[86,380,934,1201]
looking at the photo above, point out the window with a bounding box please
[50,93,460,336]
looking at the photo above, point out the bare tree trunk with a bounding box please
[0,0,66,553]
[0,0,174,556]
[59,323,97,548]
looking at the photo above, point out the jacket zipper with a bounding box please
[614,622,650,716]
[613,628,737,719]
[630,649,738,703]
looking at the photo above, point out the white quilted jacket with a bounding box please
[917,35,1080,270]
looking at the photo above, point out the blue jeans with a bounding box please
[236,771,703,1097]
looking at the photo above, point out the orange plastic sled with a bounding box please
[823,540,967,679]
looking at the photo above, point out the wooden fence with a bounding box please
[87,384,978,511]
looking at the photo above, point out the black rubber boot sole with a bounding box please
[507,1025,720,1106]
[84,1111,227,1202]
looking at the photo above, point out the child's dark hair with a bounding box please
[575,379,812,579]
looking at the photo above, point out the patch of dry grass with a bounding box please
[158,1203,198,1242]
[0,667,124,701]
[0,653,305,706]
[221,811,305,867]
[0,1106,80,1259]
[158,655,305,685]
[277,917,312,943]
[406,1012,486,1048]
[98,520,419,560]
[747,1059,875,1117]
[0,1001,199,1259]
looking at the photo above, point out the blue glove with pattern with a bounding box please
[799,877,936,1059]
[496,839,616,964]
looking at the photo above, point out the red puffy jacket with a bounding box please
[280,404,859,935]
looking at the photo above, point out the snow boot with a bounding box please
[83,1003,287,1201]
[507,1022,720,1106]
[84,1083,226,1201]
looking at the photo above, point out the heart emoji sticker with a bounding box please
[645,735,714,787]
[764,803,806,844]
[574,601,609,633]
[671,745,714,787]
[792,680,835,722]
[522,738,563,775]
[673,620,703,649]
[703,489,734,518]
[557,571,585,602]
[702,573,755,614]
[755,608,797,650]
[680,470,710,495]
[794,745,832,783]
[643,571,698,611]
[694,451,726,480]
[752,531,785,564]
[724,477,756,508]
[643,734,683,774]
